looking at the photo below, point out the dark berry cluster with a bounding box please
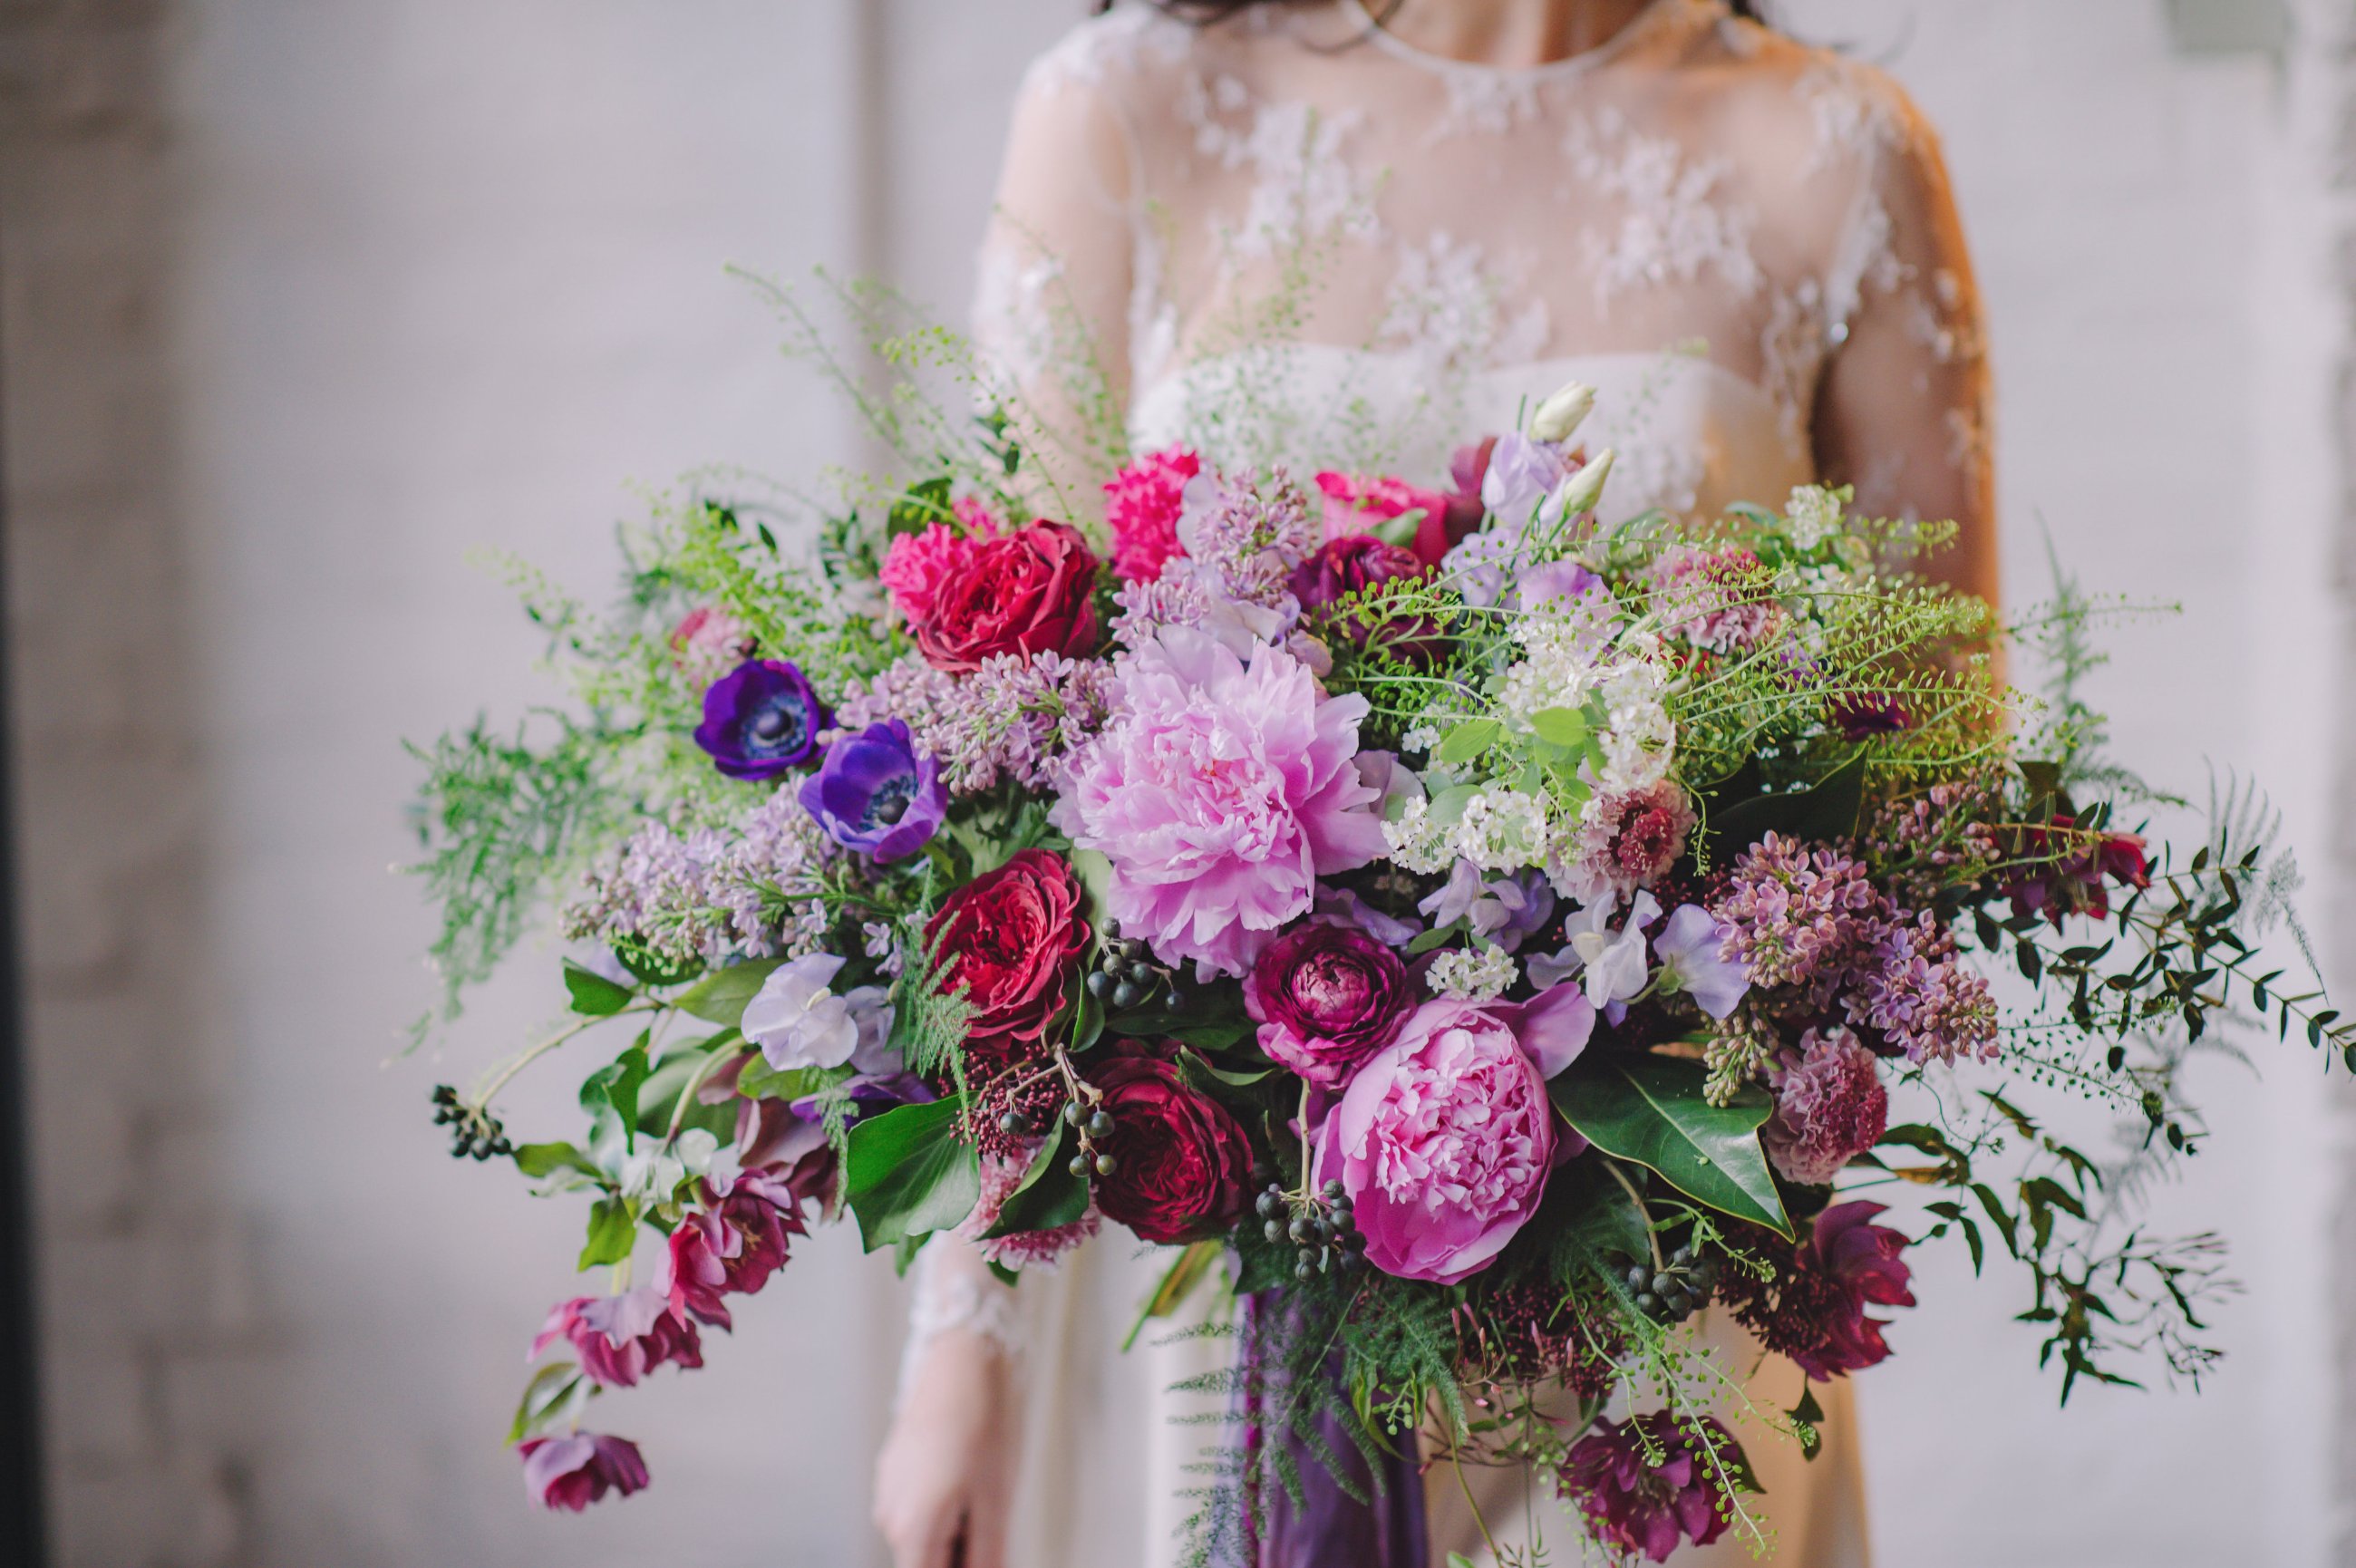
[1083,928,1180,1013]
[976,1070,1066,1163]
[431,1083,513,1162]
[1256,1179,1366,1280]
[1060,1089,1120,1179]
[1624,1243,1719,1324]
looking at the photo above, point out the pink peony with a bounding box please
[1104,446,1200,583]
[519,1432,649,1511]
[1051,627,1390,977]
[1313,990,1594,1283]
[531,1286,703,1389]
[878,507,1001,625]
[1313,470,1464,567]
[1763,1026,1888,1186]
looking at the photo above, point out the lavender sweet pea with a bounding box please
[798,718,945,864]
[693,657,821,780]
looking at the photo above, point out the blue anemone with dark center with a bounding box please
[693,658,823,780]
[798,718,946,864]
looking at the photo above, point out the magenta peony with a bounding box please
[1244,919,1416,1090]
[1560,1413,1744,1562]
[1762,1026,1888,1186]
[1104,445,1200,583]
[519,1432,649,1511]
[1313,989,1594,1283]
[1052,627,1390,976]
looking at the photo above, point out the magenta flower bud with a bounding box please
[1244,920,1416,1090]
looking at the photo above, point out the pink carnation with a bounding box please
[1052,627,1390,977]
[1104,446,1199,584]
[1313,990,1594,1284]
[1762,1026,1887,1186]
[958,1147,1101,1270]
[878,506,1002,624]
[1314,470,1459,567]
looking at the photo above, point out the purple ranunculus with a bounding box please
[1560,1413,1745,1562]
[519,1432,650,1511]
[1245,920,1417,1090]
[1289,534,1441,661]
[693,658,822,780]
[797,718,945,863]
[530,1286,702,1389]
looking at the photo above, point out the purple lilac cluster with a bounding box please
[564,791,840,968]
[1850,910,2001,1065]
[835,650,1117,796]
[1110,470,1319,654]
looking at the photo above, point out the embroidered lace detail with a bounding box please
[1429,66,1544,141]
[1566,109,1763,311]
[1375,232,1546,376]
[1022,6,1191,98]
[897,1246,1024,1406]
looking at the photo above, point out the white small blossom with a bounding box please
[1498,618,1605,731]
[1543,447,1615,522]
[1452,788,1552,873]
[1429,944,1519,1002]
[1592,658,1677,794]
[1784,484,1846,549]
[1382,795,1455,874]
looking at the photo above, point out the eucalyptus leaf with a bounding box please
[1549,1053,1790,1236]
[676,957,784,1028]
[844,1098,982,1253]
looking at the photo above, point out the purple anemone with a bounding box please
[798,718,945,863]
[693,658,822,780]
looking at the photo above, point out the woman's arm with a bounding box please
[1811,88,1997,605]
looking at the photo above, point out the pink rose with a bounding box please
[1313,470,1469,568]
[1313,990,1594,1283]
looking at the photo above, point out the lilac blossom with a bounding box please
[1847,910,2000,1064]
[833,651,1116,798]
[1711,833,1883,998]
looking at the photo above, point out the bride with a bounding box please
[874,1,1994,1563]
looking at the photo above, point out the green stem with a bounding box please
[1601,1159,1663,1273]
[662,1040,744,1145]
[470,1006,653,1111]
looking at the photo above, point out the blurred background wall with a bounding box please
[3,1,2353,1564]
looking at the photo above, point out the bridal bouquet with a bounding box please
[412,365,2341,1560]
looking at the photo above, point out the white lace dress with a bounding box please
[917,2,1996,1563]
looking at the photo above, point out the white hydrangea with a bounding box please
[1784,484,1845,549]
[1383,795,1454,874]
[1429,944,1518,1002]
[1452,788,1552,873]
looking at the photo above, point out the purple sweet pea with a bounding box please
[1479,432,1571,522]
[1648,904,1750,1020]
[798,719,945,863]
[693,658,822,780]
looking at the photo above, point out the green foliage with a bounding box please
[1549,1056,1789,1236]
[842,1097,981,1253]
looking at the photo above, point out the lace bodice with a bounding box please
[975,0,1992,580]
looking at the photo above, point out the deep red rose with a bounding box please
[925,848,1090,1065]
[1244,920,1415,1090]
[1289,535,1440,661]
[1086,1050,1254,1244]
[910,521,1101,672]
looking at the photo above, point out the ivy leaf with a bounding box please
[676,957,784,1028]
[844,1098,982,1253]
[1549,1054,1789,1236]
[984,1120,1089,1239]
[562,960,635,1017]
[577,1196,636,1270]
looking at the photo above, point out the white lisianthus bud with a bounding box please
[1529,380,1597,443]
[1546,447,1615,520]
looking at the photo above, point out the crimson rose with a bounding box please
[1288,536,1440,661]
[912,521,1101,672]
[1087,1050,1253,1244]
[925,848,1089,1065]
[1244,919,1414,1090]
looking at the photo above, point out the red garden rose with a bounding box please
[1086,1050,1254,1244]
[1243,919,1415,1091]
[924,847,1090,1066]
[911,521,1101,672]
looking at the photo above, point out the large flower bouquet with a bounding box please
[413,364,2341,1560]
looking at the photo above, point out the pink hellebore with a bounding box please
[519,1432,649,1511]
[1314,988,1595,1284]
[531,1286,703,1389]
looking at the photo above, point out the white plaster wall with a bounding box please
[133,1,2342,1565]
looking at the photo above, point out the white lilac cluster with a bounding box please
[563,790,841,968]
[1428,944,1519,1002]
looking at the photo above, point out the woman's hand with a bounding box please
[872,1327,1015,1568]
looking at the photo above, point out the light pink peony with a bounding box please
[1052,627,1390,977]
[1104,446,1200,584]
[1313,990,1595,1284]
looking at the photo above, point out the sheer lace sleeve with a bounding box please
[897,1235,1026,1407]
[972,30,1149,508]
[1810,73,1996,603]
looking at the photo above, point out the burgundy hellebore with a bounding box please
[1560,1413,1744,1563]
[531,1286,702,1388]
[519,1432,650,1511]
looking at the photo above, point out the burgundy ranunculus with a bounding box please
[924,848,1091,1067]
[1720,1199,1915,1380]
[519,1432,649,1511]
[1086,1050,1253,1244]
[1244,919,1415,1090]
[1560,1413,1745,1563]
[531,1286,703,1389]
[1289,535,1439,661]
[910,521,1100,672]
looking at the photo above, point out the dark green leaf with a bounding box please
[1549,1054,1789,1235]
[513,1141,601,1180]
[1788,1384,1826,1461]
[1703,751,1866,861]
[1407,919,1465,956]
[844,1098,981,1253]
[613,937,703,987]
[984,1120,1090,1238]
[1178,1048,1275,1089]
[562,960,635,1017]
[675,957,784,1028]
[579,1040,652,1154]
